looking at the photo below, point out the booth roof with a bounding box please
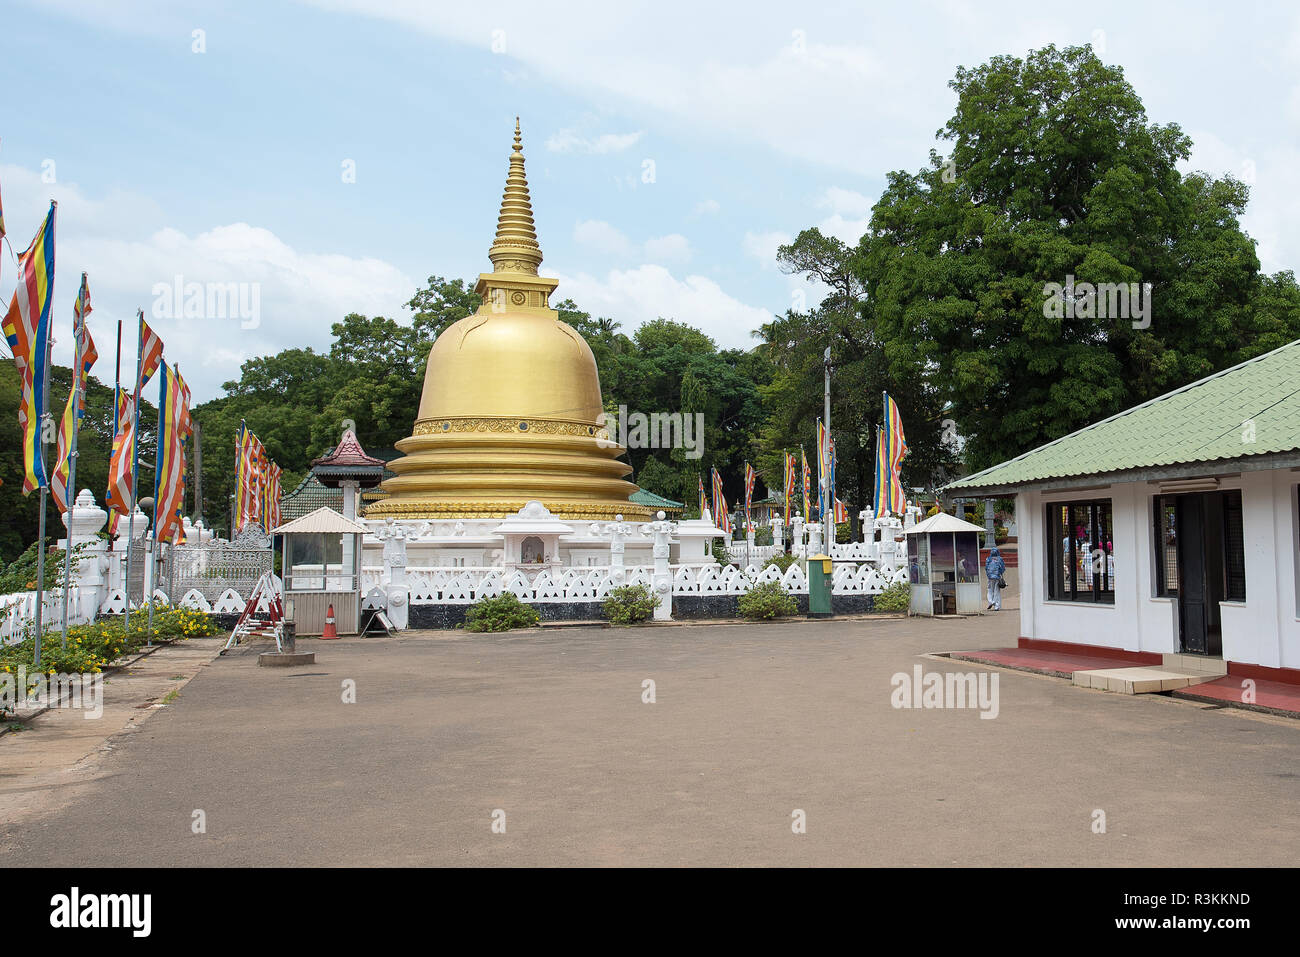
[904,512,986,536]
[271,506,370,536]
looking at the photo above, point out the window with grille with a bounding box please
[1222,490,1245,602]
[1046,499,1115,603]
[1154,497,1178,596]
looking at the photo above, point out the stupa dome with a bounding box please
[367,120,648,521]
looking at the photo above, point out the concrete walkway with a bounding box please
[1,592,1296,867]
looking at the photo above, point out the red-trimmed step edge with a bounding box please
[1018,637,1300,685]
[1016,637,1161,666]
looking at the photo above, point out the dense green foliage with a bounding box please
[0,541,88,593]
[763,553,798,573]
[738,580,799,620]
[858,44,1300,472]
[463,592,541,632]
[873,581,910,614]
[602,583,657,625]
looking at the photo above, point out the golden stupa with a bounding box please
[368,120,649,522]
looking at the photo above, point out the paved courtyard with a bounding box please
[2,586,1297,867]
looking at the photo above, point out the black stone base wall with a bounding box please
[406,593,875,629]
[408,601,606,631]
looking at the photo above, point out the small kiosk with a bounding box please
[272,506,368,636]
[904,512,987,616]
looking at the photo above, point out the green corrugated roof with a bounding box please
[630,489,685,510]
[947,339,1300,493]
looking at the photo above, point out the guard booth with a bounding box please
[271,506,368,636]
[904,512,986,616]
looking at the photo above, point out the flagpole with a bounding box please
[33,325,53,668]
[32,201,57,669]
[108,316,121,555]
[147,362,166,647]
[122,310,144,628]
[59,273,88,648]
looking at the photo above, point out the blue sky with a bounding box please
[4,0,1298,400]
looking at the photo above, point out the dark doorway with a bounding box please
[1173,492,1225,656]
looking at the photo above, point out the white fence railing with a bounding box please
[2,588,92,645]
[366,562,905,605]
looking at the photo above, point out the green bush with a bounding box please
[737,580,798,620]
[873,581,910,613]
[754,526,773,546]
[0,606,221,681]
[711,539,732,566]
[464,592,540,632]
[603,583,657,625]
[763,553,797,573]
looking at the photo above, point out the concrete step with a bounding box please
[1072,666,1224,695]
[1162,653,1228,676]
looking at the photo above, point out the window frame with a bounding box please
[1046,498,1116,605]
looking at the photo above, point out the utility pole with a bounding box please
[192,419,203,525]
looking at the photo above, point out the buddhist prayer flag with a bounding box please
[3,202,57,495]
[51,275,98,512]
[153,364,188,543]
[698,473,706,517]
[265,462,282,530]
[135,317,164,395]
[743,461,756,527]
[834,497,850,524]
[711,466,731,536]
[800,447,812,519]
[873,392,909,517]
[106,391,136,516]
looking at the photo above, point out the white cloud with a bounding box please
[0,164,412,402]
[573,219,633,257]
[643,233,691,264]
[691,198,721,217]
[545,129,644,154]
[555,264,774,347]
[742,230,791,270]
[814,186,875,245]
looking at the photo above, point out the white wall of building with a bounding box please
[1016,470,1300,670]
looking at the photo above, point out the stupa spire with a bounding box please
[488,117,542,275]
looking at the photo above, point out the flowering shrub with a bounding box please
[0,607,221,676]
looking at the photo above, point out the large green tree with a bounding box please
[860,43,1300,472]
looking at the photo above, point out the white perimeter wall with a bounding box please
[1016,470,1299,669]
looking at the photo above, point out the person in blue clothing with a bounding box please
[985,546,1006,611]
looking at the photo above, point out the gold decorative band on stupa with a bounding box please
[363,498,654,522]
[412,416,611,439]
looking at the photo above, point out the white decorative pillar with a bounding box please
[807,521,824,556]
[340,479,359,585]
[62,489,108,623]
[859,508,874,543]
[649,510,674,621]
[380,518,409,631]
[791,514,806,558]
[771,516,784,553]
[603,513,631,585]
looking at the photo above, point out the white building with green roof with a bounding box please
[946,339,1300,681]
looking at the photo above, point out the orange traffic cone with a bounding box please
[321,603,339,639]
